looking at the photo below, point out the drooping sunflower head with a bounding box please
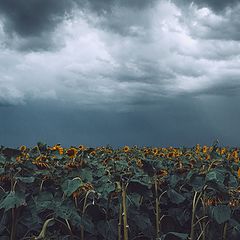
[159,153,165,158]
[78,145,86,151]
[136,159,143,168]
[66,148,78,158]
[90,150,96,156]
[232,150,239,159]
[158,169,168,177]
[152,148,159,155]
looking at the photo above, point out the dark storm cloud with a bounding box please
[0,0,156,37]
[0,0,71,36]
[176,0,239,11]
[0,0,158,50]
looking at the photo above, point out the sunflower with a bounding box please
[159,153,165,158]
[152,148,159,155]
[16,156,23,163]
[232,150,239,159]
[90,150,96,156]
[66,148,78,158]
[158,169,168,177]
[143,148,149,154]
[123,146,130,153]
[51,144,64,155]
[136,159,143,168]
[19,145,27,152]
[168,152,175,158]
[205,154,211,160]
[202,146,208,154]
[220,148,227,155]
[78,145,86,151]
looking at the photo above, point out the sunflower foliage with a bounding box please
[0,143,240,239]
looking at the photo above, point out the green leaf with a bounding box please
[129,193,142,208]
[206,170,224,184]
[97,181,115,199]
[212,205,231,224]
[35,191,54,210]
[55,205,73,219]
[161,232,189,240]
[16,176,35,183]
[168,189,186,204]
[62,177,83,197]
[0,168,4,175]
[0,191,26,211]
[187,173,205,191]
[0,156,6,164]
[80,168,93,182]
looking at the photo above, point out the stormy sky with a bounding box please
[0,0,240,148]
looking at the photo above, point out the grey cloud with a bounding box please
[176,1,240,42]
[176,0,240,11]
[0,0,72,37]
[193,0,239,11]
[0,0,73,51]
[0,0,157,51]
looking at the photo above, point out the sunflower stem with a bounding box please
[122,182,128,240]
[155,174,160,238]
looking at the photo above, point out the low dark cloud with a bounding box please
[2,98,237,148]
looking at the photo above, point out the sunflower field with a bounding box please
[1,142,240,240]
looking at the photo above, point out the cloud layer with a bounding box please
[0,0,240,110]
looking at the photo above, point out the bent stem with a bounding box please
[35,218,54,239]
[81,190,96,240]
[190,187,207,240]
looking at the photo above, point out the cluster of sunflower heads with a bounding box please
[16,145,30,162]
[72,182,94,199]
[50,144,64,155]
[204,196,240,208]
[65,159,86,169]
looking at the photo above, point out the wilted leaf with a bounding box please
[212,205,231,224]
[168,189,186,204]
[62,177,83,197]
